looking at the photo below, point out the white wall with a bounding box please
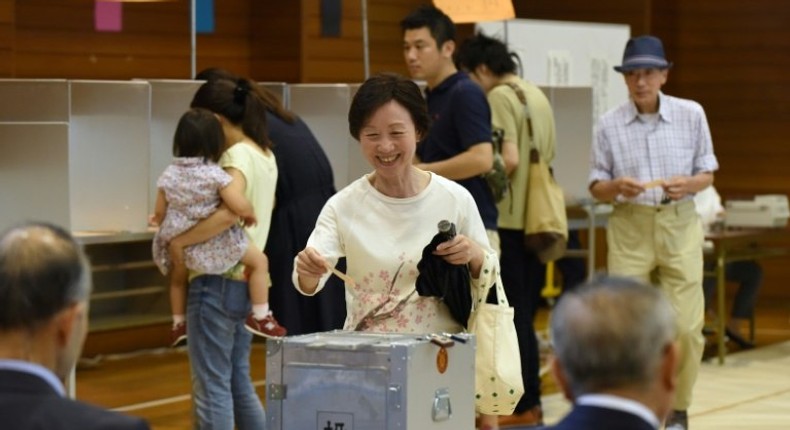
[477,19,630,121]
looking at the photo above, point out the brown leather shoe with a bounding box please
[498,405,543,428]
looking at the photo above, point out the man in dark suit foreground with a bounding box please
[0,222,150,430]
[543,276,679,430]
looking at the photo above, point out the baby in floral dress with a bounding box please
[151,108,286,346]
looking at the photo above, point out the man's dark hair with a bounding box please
[348,73,430,141]
[400,5,456,48]
[456,33,519,76]
[0,222,90,330]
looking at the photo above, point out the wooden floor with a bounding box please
[75,297,790,430]
[541,339,790,429]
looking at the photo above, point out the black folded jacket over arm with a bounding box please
[415,221,472,328]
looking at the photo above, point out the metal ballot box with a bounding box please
[266,331,475,430]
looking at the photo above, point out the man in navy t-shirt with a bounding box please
[400,5,499,242]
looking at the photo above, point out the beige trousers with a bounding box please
[607,200,705,410]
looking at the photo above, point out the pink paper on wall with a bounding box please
[95,1,122,32]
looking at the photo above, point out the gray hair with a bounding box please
[0,222,91,330]
[550,275,676,396]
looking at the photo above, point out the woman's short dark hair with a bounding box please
[456,33,519,77]
[348,73,430,140]
[172,108,225,162]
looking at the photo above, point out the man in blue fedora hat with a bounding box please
[613,35,673,72]
[587,35,719,430]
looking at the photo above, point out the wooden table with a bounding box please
[704,228,788,364]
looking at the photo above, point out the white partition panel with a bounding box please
[0,79,70,122]
[0,123,71,232]
[69,81,150,232]
[539,86,594,204]
[259,82,288,108]
[346,83,372,184]
[289,84,352,190]
[147,80,203,212]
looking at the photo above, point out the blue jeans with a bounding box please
[187,275,266,430]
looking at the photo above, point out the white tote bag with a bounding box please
[467,271,524,415]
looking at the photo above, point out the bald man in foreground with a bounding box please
[0,222,150,430]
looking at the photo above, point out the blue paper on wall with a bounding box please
[196,0,215,34]
[321,0,342,37]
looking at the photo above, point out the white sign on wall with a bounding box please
[477,19,630,119]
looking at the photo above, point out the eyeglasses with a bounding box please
[623,68,665,80]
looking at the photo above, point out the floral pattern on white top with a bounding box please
[293,172,498,334]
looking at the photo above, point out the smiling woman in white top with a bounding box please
[294,73,498,334]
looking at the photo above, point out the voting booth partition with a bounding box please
[0,79,366,331]
[0,79,149,234]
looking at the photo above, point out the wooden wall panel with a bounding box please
[4,0,474,83]
[0,0,13,77]
[514,0,652,35]
[0,0,11,22]
[301,0,363,82]
[665,1,790,298]
[13,0,252,79]
[249,1,301,82]
[298,0,425,83]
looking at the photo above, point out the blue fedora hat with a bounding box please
[614,35,673,73]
